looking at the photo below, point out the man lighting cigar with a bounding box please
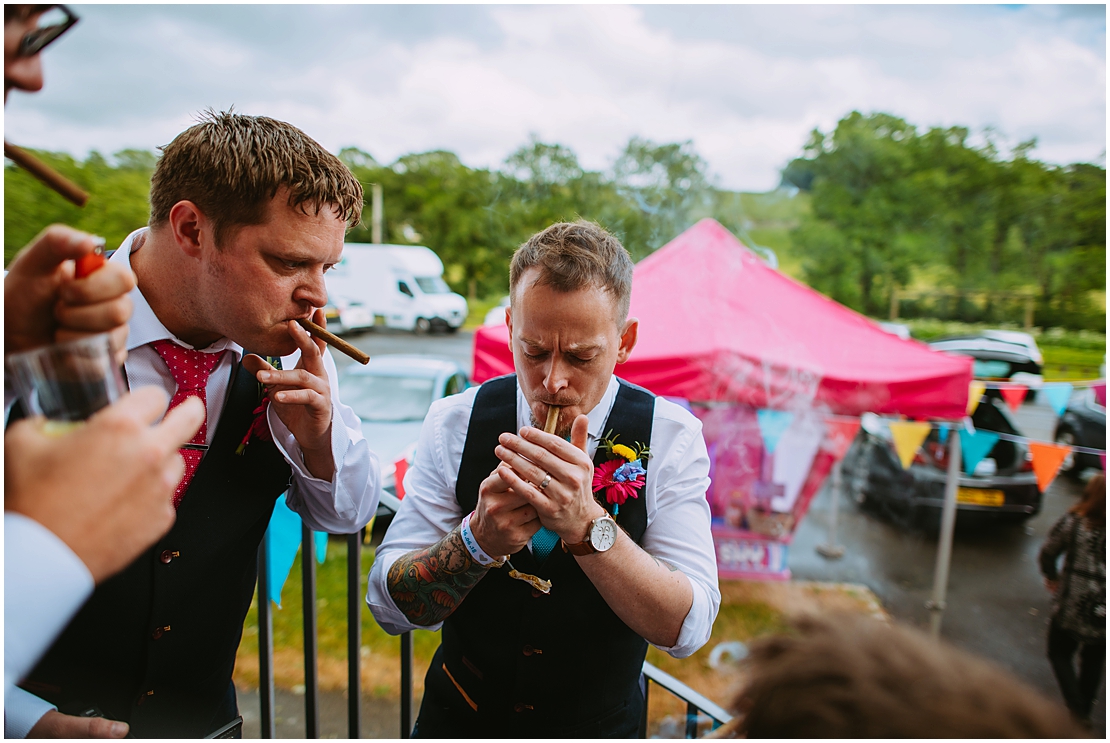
[367,221,719,737]
[12,111,381,738]
[5,5,205,737]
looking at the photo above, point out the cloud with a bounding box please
[5,4,1104,191]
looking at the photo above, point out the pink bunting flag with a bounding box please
[824,418,862,461]
[1000,385,1027,412]
[1028,441,1072,492]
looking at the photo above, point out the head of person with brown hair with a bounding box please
[137,110,364,356]
[1071,472,1105,527]
[723,614,1084,738]
[506,220,638,436]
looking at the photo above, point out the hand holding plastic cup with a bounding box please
[7,332,126,433]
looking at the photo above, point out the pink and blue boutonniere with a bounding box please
[592,431,650,516]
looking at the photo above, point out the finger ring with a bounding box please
[539,473,551,490]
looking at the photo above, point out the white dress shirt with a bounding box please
[112,228,381,532]
[366,375,720,659]
[5,229,382,736]
[4,515,94,736]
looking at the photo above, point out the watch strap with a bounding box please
[562,537,596,556]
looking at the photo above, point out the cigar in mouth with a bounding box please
[4,141,89,207]
[296,318,370,365]
[544,405,561,434]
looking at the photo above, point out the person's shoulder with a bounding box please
[651,395,701,432]
[427,383,479,421]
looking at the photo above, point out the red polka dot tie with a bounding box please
[151,340,225,508]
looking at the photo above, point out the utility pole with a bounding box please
[371,183,383,244]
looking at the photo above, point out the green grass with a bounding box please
[463,295,506,330]
[237,538,440,688]
[891,318,1105,381]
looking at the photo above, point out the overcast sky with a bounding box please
[4,3,1105,191]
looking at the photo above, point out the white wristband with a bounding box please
[460,512,505,567]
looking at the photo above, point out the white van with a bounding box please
[325,243,469,333]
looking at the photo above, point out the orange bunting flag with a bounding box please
[1000,385,1027,412]
[824,418,862,460]
[889,421,933,470]
[967,381,987,415]
[1028,441,1072,492]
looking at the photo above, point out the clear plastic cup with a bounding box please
[7,333,126,428]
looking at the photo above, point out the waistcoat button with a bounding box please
[159,550,180,564]
[513,702,534,713]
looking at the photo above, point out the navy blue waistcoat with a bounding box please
[22,361,292,738]
[414,374,656,738]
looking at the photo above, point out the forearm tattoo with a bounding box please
[386,524,490,626]
[652,554,680,572]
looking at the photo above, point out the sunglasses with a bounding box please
[18,5,79,58]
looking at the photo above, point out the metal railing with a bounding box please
[253,492,729,738]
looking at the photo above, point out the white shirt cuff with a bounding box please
[4,685,56,738]
[4,513,94,692]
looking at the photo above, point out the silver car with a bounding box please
[338,355,469,498]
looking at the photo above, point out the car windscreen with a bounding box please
[414,276,451,294]
[342,373,436,422]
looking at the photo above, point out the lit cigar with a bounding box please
[4,141,89,207]
[544,405,560,434]
[296,318,370,365]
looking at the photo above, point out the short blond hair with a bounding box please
[509,221,634,322]
[149,110,363,246]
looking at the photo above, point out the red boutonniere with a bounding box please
[592,431,650,516]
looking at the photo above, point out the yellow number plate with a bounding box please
[957,488,1005,507]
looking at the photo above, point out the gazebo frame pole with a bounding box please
[816,461,845,559]
[927,423,961,639]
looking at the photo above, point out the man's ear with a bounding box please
[167,201,209,258]
[616,317,638,364]
[505,303,513,351]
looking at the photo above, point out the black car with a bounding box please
[1054,384,1106,478]
[840,397,1041,525]
[928,334,1044,402]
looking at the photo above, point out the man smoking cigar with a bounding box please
[367,221,719,737]
[13,110,381,738]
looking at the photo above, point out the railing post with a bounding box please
[400,631,413,738]
[347,531,362,739]
[685,701,699,738]
[302,525,320,739]
[257,539,275,739]
[639,676,650,738]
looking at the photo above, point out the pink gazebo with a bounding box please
[473,218,972,579]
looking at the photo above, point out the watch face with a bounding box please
[590,517,618,552]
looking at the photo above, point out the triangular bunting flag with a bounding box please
[757,409,795,455]
[967,381,987,415]
[1042,384,1073,417]
[265,493,329,606]
[937,424,949,444]
[1000,385,1027,412]
[1028,441,1072,492]
[889,421,932,470]
[265,493,302,608]
[1094,381,1106,408]
[824,418,861,460]
[960,428,1000,476]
